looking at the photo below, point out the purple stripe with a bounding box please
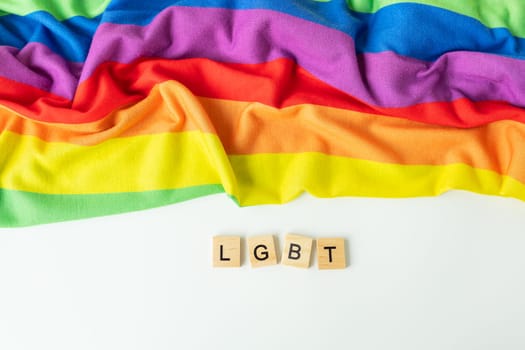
[2,6,525,108]
[82,7,525,107]
[0,43,82,99]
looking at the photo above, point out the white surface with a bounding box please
[1,191,525,350]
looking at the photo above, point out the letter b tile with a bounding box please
[247,235,278,268]
[282,234,313,268]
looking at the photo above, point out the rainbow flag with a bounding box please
[2,0,525,226]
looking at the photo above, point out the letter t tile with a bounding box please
[317,238,346,270]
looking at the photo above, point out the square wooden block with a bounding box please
[282,234,313,268]
[213,236,241,267]
[247,235,278,268]
[317,238,346,270]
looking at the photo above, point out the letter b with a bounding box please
[282,234,313,269]
[288,243,301,260]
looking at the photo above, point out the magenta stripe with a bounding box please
[2,6,525,108]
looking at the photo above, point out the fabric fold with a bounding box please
[3,0,525,226]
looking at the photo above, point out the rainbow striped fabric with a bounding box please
[2,0,525,226]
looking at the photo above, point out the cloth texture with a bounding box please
[1,0,525,226]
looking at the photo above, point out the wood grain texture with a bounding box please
[213,236,241,267]
[317,238,346,270]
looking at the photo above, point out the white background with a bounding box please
[1,191,525,350]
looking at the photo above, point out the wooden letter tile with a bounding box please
[213,236,241,267]
[282,234,313,268]
[247,235,277,268]
[317,238,346,270]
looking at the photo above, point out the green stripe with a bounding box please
[0,185,225,227]
[347,0,525,37]
[2,0,523,38]
[0,0,110,19]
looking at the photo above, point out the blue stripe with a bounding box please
[0,11,99,62]
[102,0,357,31]
[1,1,525,63]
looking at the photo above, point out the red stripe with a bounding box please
[1,57,522,127]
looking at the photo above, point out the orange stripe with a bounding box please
[2,81,524,184]
[201,98,516,181]
[0,82,213,144]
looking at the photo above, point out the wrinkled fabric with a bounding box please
[1,0,525,226]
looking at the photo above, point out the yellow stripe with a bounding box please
[0,130,236,195]
[2,130,525,203]
[230,153,525,204]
